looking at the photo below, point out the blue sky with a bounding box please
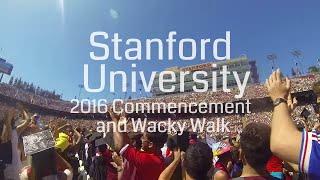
[0,0,319,101]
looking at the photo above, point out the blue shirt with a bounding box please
[299,129,320,180]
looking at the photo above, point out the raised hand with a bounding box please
[108,107,127,123]
[265,69,291,101]
[22,109,31,124]
[173,148,181,162]
[287,93,298,113]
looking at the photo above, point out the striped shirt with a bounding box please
[299,129,320,180]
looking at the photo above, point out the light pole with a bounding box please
[267,54,277,72]
[290,49,304,75]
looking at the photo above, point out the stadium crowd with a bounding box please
[7,76,62,100]
[0,74,318,113]
[0,83,74,112]
[0,70,320,180]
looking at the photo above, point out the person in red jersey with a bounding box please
[266,155,284,179]
[109,109,168,180]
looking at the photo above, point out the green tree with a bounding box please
[308,66,320,73]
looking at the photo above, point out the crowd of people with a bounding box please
[7,76,62,100]
[125,74,317,110]
[1,69,320,180]
[0,74,318,114]
[0,83,74,112]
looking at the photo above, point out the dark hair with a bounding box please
[89,156,107,180]
[31,148,57,179]
[132,134,142,150]
[184,142,213,180]
[166,136,177,150]
[97,144,108,153]
[296,122,305,132]
[190,133,197,140]
[217,151,232,163]
[240,123,272,170]
[146,128,168,149]
[75,127,82,133]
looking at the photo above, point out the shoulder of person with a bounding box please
[214,170,229,180]
[232,178,244,180]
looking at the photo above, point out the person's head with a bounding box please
[97,144,108,153]
[217,151,233,164]
[240,122,272,171]
[129,133,142,150]
[166,136,177,150]
[31,148,57,179]
[141,130,168,152]
[296,121,305,132]
[184,142,213,180]
[66,127,74,137]
[189,133,197,140]
[89,156,107,180]
[31,114,39,125]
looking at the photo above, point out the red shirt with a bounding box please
[121,158,136,180]
[121,145,165,180]
[266,155,283,172]
[166,148,171,157]
[101,150,118,180]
